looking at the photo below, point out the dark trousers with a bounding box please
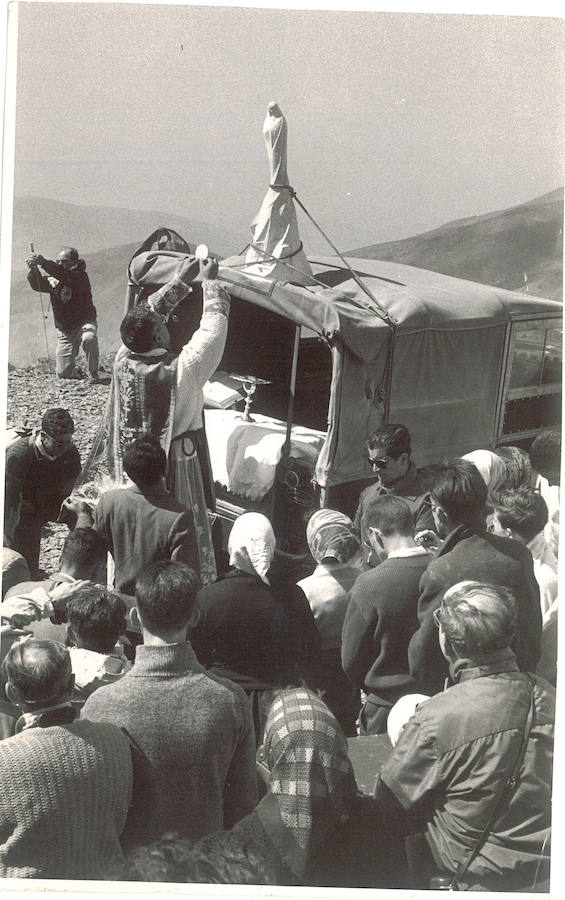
[11,516,43,578]
[359,696,390,735]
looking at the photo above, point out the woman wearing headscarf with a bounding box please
[297,509,361,734]
[496,445,535,490]
[190,513,321,741]
[461,450,507,501]
[229,688,407,887]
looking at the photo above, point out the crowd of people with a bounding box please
[0,247,559,890]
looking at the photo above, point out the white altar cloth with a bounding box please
[204,409,325,501]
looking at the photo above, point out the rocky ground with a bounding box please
[6,353,115,575]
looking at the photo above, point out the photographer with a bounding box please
[27,246,101,383]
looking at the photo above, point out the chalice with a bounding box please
[229,374,271,422]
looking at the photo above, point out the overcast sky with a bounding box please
[10,2,565,250]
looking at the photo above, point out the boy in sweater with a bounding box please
[82,560,257,846]
[342,495,430,734]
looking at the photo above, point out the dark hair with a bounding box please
[41,407,74,436]
[136,561,200,633]
[361,494,414,538]
[367,423,411,460]
[495,445,534,491]
[120,304,157,352]
[124,830,275,884]
[59,246,79,262]
[431,459,487,525]
[1,639,73,707]
[529,431,561,482]
[494,488,548,543]
[67,585,127,654]
[437,581,517,658]
[59,527,107,576]
[124,435,167,489]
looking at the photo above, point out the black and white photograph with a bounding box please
[0,1,563,896]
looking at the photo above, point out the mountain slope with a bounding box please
[10,195,241,274]
[349,188,563,301]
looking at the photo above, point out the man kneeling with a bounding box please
[376,581,554,892]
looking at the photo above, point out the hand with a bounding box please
[62,496,92,517]
[199,257,218,280]
[0,598,42,630]
[415,530,442,552]
[26,253,46,267]
[177,255,200,286]
[50,579,91,611]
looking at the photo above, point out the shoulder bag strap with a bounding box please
[450,673,536,890]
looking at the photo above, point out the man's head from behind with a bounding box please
[124,830,275,884]
[120,304,170,353]
[362,494,414,563]
[431,459,487,537]
[367,424,411,486]
[67,586,127,654]
[41,407,75,458]
[2,639,74,710]
[493,488,548,545]
[59,527,107,583]
[435,581,517,664]
[530,431,561,487]
[133,561,201,641]
[124,435,167,491]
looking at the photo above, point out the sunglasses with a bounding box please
[42,431,73,449]
[367,455,389,471]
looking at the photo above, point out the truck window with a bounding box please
[500,319,562,439]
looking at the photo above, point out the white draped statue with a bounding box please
[245,103,314,285]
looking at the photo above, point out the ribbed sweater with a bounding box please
[82,641,257,845]
[0,720,132,879]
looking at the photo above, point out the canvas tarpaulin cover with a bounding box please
[121,246,561,488]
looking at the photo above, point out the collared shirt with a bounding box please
[388,546,430,560]
[380,649,554,885]
[15,701,77,734]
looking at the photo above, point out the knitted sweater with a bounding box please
[341,550,430,705]
[82,641,257,844]
[0,719,132,879]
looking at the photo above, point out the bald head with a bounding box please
[2,639,74,709]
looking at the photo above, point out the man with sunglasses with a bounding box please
[4,408,81,577]
[354,424,434,567]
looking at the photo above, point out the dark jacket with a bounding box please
[93,484,199,595]
[191,569,322,691]
[5,435,81,524]
[408,525,542,693]
[379,651,554,890]
[354,463,434,563]
[341,550,430,706]
[28,258,96,332]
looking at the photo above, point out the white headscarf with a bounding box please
[462,450,507,496]
[228,512,276,584]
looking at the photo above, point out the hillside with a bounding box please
[349,189,563,301]
[10,195,241,275]
[8,189,563,365]
[8,196,242,366]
